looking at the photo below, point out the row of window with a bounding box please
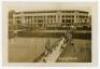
[62,15,74,18]
[15,15,76,19]
[62,19,74,23]
[14,15,88,24]
[77,15,88,18]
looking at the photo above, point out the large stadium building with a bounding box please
[9,10,91,30]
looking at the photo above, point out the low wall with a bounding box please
[17,31,91,39]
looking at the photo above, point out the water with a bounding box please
[8,37,91,62]
[57,39,91,62]
[8,37,59,62]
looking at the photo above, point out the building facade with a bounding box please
[9,10,91,30]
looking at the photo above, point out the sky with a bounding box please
[3,2,95,12]
[3,2,97,16]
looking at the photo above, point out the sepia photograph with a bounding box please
[2,2,97,65]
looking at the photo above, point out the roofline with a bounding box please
[14,10,89,14]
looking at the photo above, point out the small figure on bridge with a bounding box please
[64,31,72,43]
[45,39,52,55]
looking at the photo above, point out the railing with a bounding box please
[39,35,71,62]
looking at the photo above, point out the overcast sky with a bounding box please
[3,2,97,15]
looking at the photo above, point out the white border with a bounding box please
[2,1,98,67]
[0,0,99,69]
